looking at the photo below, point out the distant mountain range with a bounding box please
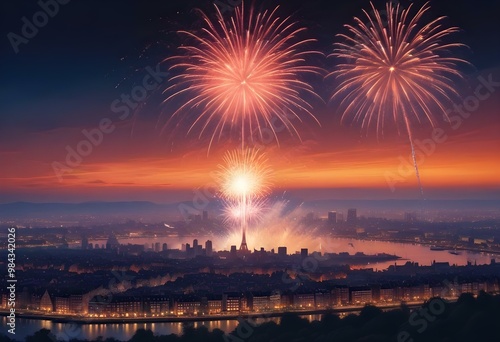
[0,199,499,222]
[0,200,223,222]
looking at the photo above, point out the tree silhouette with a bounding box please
[26,329,57,342]
[129,329,154,342]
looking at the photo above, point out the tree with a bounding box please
[26,329,57,342]
[129,329,154,342]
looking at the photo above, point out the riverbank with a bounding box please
[0,302,424,324]
[334,234,500,257]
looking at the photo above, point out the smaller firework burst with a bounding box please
[217,148,272,201]
[330,1,468,196]
[216,148,272,251]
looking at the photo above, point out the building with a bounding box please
[88,296,143,317]
[293,294,315,309]
[252,294,270,312]
[69,294,84,314]
[162,243,168,252]
[55,297,70,314]
[347,209,357,224]
[1,293,7,309]
[202,210,208,221]
[350,287,372,304]
[301,248,308,258]
[114,297,142,316]
[154,242,161,252]
[394,287,412,301]
[270,293,281,310]
[223,293,242,312]
[328,211,337,225]
[192,239,203,256]
[278,246,287,257]
[379,288,395,302]
[205,297,222,314]
[332,287,349,305]
[81,235,88,250]
[106,233,120,250]
[205,240,213,256]
[143,296,169,315]
[314,292,331,308]
[40,290,53,312]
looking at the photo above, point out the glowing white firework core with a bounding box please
[218,149,271,201]
[226,172,257,198]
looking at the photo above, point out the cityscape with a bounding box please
[1,0,500,341]
[1,206,500,340]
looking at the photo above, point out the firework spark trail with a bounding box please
[404,115,424,197]
[330,1,468,197]
[164,2,321,151]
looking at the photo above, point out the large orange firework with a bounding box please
[165,2,321,150]
[330,1,467,195]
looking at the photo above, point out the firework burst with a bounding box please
[164,2,321,150]
[330,1,467,196]
[216,148,272,251]
[222,198,267,226]
[217,148,272,201]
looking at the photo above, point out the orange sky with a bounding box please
[1,69,499,203]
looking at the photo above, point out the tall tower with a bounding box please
[347,208,357,224]
[81,235,88,250]
[239,193,249,252]
[239,228,248,251]
[328,211,337,225]
[205,240,213,256]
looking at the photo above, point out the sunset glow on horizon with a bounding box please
[1,1,499,204]
[1,101,499,203]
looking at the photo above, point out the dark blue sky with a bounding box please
[1,0,499,134]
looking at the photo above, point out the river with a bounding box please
[1,315,323,341]
[87,236,498,270]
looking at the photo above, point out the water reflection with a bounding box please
[2,315,332,341]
